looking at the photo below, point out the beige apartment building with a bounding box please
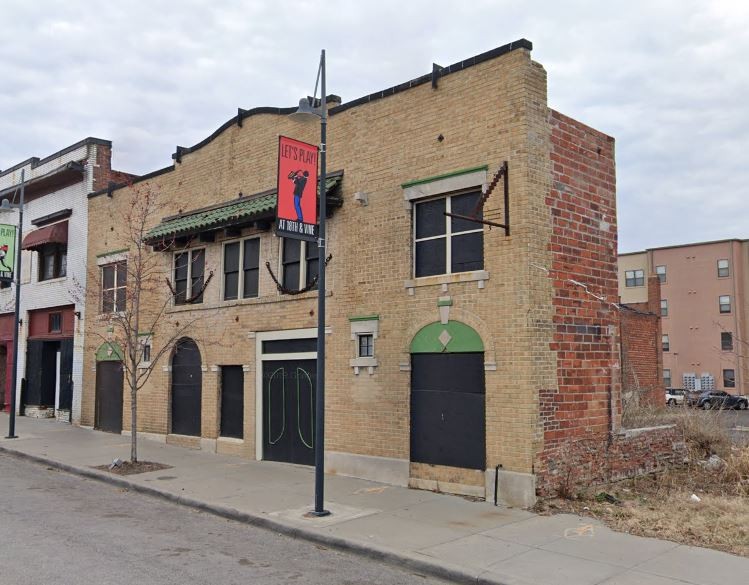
[619,239,748,395]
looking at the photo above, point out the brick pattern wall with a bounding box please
[620,275,663,407]
[538,109,620,491]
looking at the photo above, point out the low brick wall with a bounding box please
[537,425,686,497]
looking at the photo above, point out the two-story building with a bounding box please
[81,40,684,505]
[0,138,130,422]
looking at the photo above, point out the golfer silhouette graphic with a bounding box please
[288,170,309,222]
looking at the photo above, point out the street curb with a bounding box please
[0,446,510,585]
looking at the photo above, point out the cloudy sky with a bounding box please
[1,1,746,252]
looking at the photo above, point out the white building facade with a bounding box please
[0,138,126,423]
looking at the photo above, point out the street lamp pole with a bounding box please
[312,49,329,517]
[5,169,25,439]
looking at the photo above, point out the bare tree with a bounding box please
[89,182,213,462]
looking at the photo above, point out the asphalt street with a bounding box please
[0,453,448,585]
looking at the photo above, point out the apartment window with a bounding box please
[38,243,67,281]
[721,332,733,351]
[662,334,670,352]
[719,295,731,314]
[660,299,668,317]
[413,191,483,277]
[723,369,735,388]
[625,269,645,287]
[101,261,127,313]
[357,333,374,358]
[173,249,205,305]
[223,238,260,300]
[49,312,62,333]
[655,265,666,284]
[142,343,151,363]
[281,238,318,291]
[717,259,729,278]
[663,369,671,388]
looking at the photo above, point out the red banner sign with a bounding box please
[275,136,319,241]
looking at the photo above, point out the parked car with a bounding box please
[665,388,686,406]
[696,391,749,410]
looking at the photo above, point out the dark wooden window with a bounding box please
[38,243,67,281]
[414,191,483,278]
[48,312,62,333]
[721,332,733,351]
[101,261,127,313]
[723,369,735,388]
[223,238,260,301]
[358,334,374,357]
[173,249,204,305]
[282,239,318,291]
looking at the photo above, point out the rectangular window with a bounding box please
[223,238,260,300]
[655,265,666,284]
[663,369,671,388]
[660,299,668,317]
[38,243,67,281]
[717,259,729,278]
[101,261,127,313]
[719,295,731,314]
[142,343,151,363]
[723,369,735,388]
[49,312,62,333]
[281,238,318,292]
[662,334,670,352]
[721,332,733,351]
[414,191,484,277]
[625,269,645,287]
[173,249,205,305]
[357,334,374,358]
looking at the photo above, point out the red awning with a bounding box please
[22,221,68,250]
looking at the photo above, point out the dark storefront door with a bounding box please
[171,338,202,436]
[95,361,124,434]
[220,366,244,439]
[410,352,486,470]
[58,338,74,411]
[262,359,316,466]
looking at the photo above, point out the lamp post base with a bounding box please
[4,435,18,439]
[304,509,331,518]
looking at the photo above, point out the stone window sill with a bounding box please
[404,270,489,294]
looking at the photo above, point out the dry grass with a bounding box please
[538,406,749,556]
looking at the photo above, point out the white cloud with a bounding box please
[0,0,747,251]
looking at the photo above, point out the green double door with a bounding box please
[262,359,316,466]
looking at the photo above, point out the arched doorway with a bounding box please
[95,342,124,434]
[171,338,202,436]
[410,321,485,470]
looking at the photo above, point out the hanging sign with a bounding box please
[275,136,319,241]
[0,224,16,283]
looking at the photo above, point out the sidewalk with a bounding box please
[1,415,746,585]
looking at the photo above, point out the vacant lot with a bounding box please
[538,408,749,557]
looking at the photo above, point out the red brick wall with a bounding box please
[620,275,663,407]
[536,112,682,496]
[91,144,136,191]
[538,109,619,491]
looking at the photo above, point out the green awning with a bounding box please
[145,172,342,243]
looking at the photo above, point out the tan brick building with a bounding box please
[81,40,681,505]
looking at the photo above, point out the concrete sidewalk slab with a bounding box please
[1,414,747,585]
